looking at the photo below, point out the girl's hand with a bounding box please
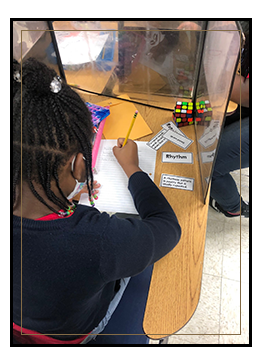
[113,138,142,178]
[70,180,101,202]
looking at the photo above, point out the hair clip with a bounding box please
[50,76,62,93]
[13,71,21,83]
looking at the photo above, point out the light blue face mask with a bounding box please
[67,156,87,200]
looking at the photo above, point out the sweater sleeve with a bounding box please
[99,171,181,282]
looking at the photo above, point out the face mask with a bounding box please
[67,156,87,200]
[67,179,86,200]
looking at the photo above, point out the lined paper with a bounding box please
[79,140,157,214]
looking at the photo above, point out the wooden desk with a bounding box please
[76,90,210,340]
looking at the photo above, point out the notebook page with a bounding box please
[80,140,156,214]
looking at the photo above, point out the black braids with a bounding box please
[49,96,68,151]
[13,94,22,142]
[23,89,71,211]
[53,95,75,147]
[15,91,31,145]
[70,120,94,199]
[58,87,93,133]
[60,93,89,122]
[44,153,68,210]
[28,177,59,214]
[57,99,84,144]
[42,97,58,149]
[36,150,67,210]
[59,89,84,111]
[35,96,47,147]
[24,96,37,146]
[85,144,94,199]
[58,94,92,135]
[53,156,72,206]
[26,149,59,214]
[38,99,73,208]
[13,154,21,206]
[71,103,92,132]
[13,139,21,207]
[80,131,93,192]
[70,117,90,154]
[35,148,45,184]
[35,149,50,200]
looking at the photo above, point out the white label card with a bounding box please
[161,121,190,139]
[163,129,193,150]
[198,120,220,149]
[160,174,194,191]
[201,149,216,163]
[146,129,168,151]
[162,152,193,164]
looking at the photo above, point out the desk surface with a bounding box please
[77,90,209,340]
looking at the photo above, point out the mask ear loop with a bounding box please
[71,155,76,173]
[71,155,86,176]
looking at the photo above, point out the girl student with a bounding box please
[13,58,181,344]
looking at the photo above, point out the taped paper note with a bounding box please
[162,152,193,164]
[160,174,194,191]
[146,129,168,151]
[163,130,193,150]
[201,149,216,163]
[161,121,190,139]
[198,120,220,149]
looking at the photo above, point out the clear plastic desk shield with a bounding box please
[194,21,241,201]
[13,20,242,203]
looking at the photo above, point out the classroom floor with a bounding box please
[149,167,250,345]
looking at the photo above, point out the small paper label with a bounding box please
[146,129,168,150]
[161,121,190,139]
[198,120,220,148]
[163,130,193,150]
[160,174,194,191]
[162,152,193,164]
[201,149,216,163]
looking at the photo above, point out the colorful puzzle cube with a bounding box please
[195,100,213,126]
[178,85,193,97]
[173,101,194,127]
[173,100,213,127]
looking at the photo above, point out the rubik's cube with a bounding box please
[172,101,194,127]
[178,85,193,97]
[195,101,213,125]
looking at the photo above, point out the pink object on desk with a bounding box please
[92,118,106,171]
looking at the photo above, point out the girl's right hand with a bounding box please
[113,138,142,178]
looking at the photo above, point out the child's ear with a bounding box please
[71,153,86,182]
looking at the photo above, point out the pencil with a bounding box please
[123,111,138,146]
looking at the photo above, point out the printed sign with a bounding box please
[161,121,190,139]
[146,129,168,150]
[160,174,194,191]
[198,120,220,149]
[162,152,193,164]
[163,129,193,150]
[201,149,216,163]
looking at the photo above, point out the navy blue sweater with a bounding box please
[13,171,181,339]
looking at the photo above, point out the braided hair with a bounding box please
[13,57,94,214]
[239,21,249,81]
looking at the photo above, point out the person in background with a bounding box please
[209,23,249,218]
